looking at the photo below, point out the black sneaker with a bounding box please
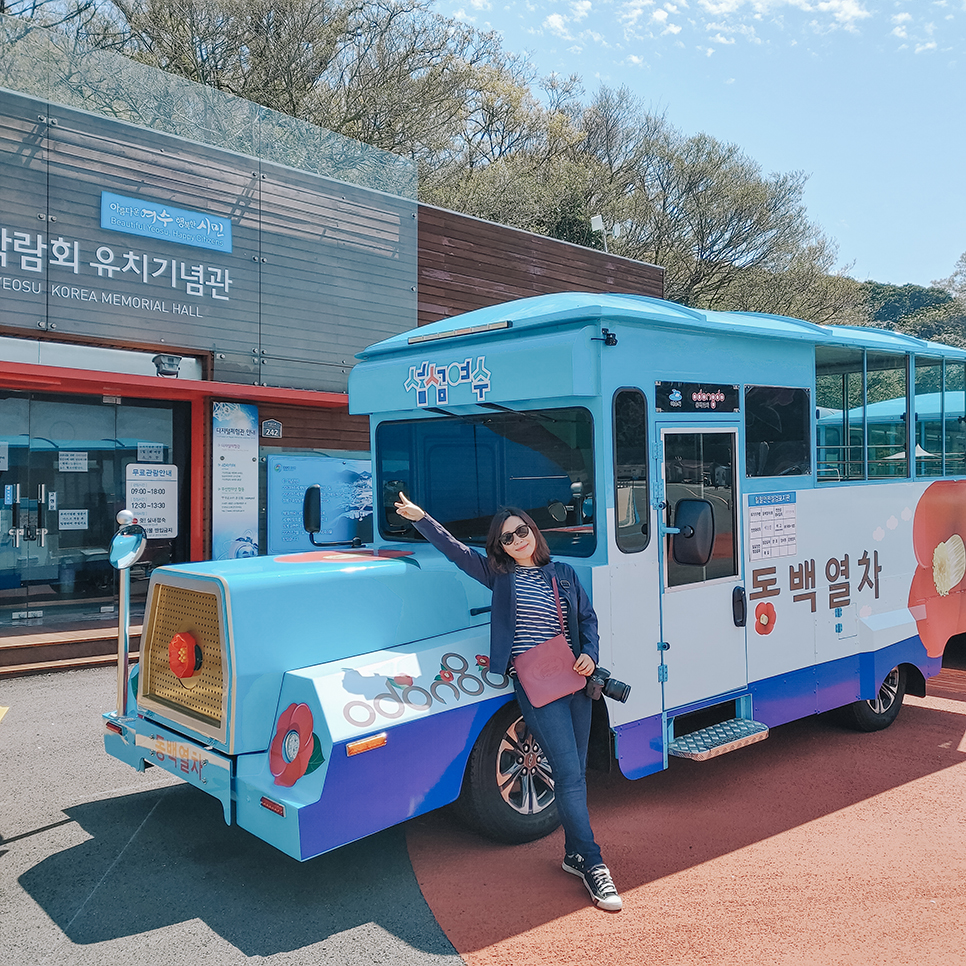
[562,852,586,877]
[562,853,622,911]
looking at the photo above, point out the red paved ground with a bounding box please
[407,669,966,966]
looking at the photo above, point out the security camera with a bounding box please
[152,353,183,377]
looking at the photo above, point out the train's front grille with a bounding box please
[141,583,224,728]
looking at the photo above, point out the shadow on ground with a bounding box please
[17,784,454,958]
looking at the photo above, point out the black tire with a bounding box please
[454,700,561,844]
[841,665,907,732]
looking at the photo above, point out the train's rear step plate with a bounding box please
[668,718,769,761]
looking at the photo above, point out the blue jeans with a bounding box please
[513,678,602,868]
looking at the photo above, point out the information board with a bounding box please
[266,455,372,554]
[126,463,179,539]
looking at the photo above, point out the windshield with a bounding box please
[376,407,596,557]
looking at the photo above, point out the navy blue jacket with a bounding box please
[412,513,600,676]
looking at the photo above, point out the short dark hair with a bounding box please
[485,507,550,573]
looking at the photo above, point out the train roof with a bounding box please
[356,292,966,361]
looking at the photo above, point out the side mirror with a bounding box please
[109,524,147,571]
[671,498,714,567]
[547,500,568,523]
[303,484,321,535]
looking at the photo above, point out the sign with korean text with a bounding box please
[212,402,259,559]
[58,451,88,473]
[266,454,372,554]
[748,492,797,560]
[101,191,232,253]
[126,463,179,539]
[655,381,740,414]
[58,509,89,530]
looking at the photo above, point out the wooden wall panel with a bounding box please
[256,402,370,452]
[417,205,664,326]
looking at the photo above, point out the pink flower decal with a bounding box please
[439,669,454,683]
[754,601,776,635]
[908,481,966,657]
[475,654,490,669]
[269,703,315,787]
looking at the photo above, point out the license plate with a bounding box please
[135,724,233,822]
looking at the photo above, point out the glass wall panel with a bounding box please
[946,362,966,476]
[914,357,944,477]
[867,352,908,478]
[816,347,866,481]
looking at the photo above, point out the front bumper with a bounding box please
[103,712,233,823]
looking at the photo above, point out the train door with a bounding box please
[658,426,747,710]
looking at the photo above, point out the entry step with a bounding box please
[668,718,769,761]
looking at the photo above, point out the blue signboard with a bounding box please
[100,191,232,253]
[266,455,372,554]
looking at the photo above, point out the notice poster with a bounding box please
[212,402,259,559]
[266,455,372,554]
[126,463,178,538]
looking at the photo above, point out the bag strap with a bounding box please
[551,576,566,637]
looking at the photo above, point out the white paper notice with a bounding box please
[126,464,179,539]
[59,509,89,530]
[58,451,89,473]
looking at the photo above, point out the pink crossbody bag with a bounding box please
[512,577,586,708]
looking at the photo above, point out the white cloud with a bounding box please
[665,22,683,31]
[915,40,938,52]
[571,0,593,22]
[814,1,872,26]
[653,8,669,21]
[468,0,491,8]
[892,26,907,38]
[711,31,737,42]
[627,53,646,63]
[697,0,872,26]
[619,0,656,28]
[892,12,912,24]
[545,13,573,37]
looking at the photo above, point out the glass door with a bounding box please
[0,393,32,623]
[659,426,747,710]
[0,391,189,632]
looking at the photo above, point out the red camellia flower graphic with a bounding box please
[908,480,966,657]
[439,669,454,682]
[475,654,490,669]
[269,703,315,787]
[754,601,777,635]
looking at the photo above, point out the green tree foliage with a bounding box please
[858,277,966,349]
[10,0,878,324]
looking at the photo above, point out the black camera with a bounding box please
[584,666,631,703]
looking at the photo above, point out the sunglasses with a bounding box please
[499,524,531,546]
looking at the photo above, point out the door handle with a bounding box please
[36,484,47,547]
[7,484,23,548]
[732,586,747,627]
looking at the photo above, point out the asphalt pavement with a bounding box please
[4,662,966,966]
[0,667,463,966]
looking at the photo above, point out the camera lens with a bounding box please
[602,677,631,703]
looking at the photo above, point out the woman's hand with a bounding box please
[394,492,426,522]
[574,654,596,676]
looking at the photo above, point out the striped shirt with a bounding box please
[510,567,572,665]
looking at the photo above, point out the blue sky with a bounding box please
[439,0,965,289]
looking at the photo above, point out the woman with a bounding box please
[394,493,622,912]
